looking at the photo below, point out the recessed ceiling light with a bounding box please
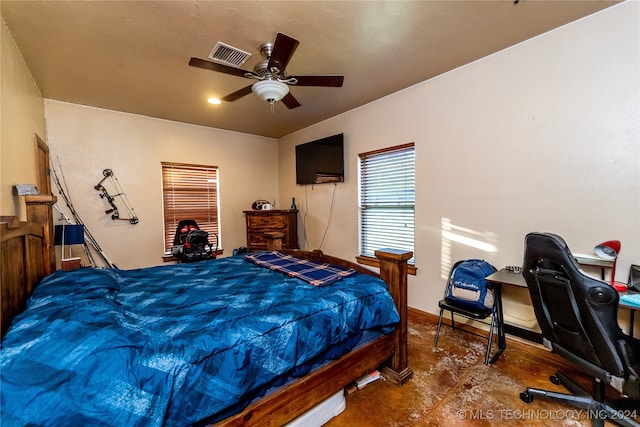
[208,98,221,105]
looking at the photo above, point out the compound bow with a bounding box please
[94,169,139,224]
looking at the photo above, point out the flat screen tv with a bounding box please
[295,133,344,185]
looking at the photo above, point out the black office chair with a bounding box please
[520,232,640,427]
[171,219,217,263]
[434,260,503,365]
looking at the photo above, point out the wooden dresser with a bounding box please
[244,209,298,252]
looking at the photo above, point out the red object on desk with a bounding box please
[594,240,621,285]
[613,281,628,292]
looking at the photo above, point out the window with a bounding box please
[161,162,221,252]
[358,143,415,267]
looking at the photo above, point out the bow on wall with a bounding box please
[94,169,139,225]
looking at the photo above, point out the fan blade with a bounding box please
[189,57,248,78]
[290,75,344,87]
[221,85,254,102]
[268,33,299,74]
[281,92,301,109]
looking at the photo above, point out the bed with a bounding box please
[1,204,412,426]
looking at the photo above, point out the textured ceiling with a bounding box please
[1,1,619,138]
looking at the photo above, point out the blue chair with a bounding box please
[434,260,502,365]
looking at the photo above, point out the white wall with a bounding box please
[23,2,640,330]
[278,1,640,323]
[44,100,279,269]
[0,18,46,218]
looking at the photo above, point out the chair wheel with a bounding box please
[520,391,534,403]
[550,375,561,385]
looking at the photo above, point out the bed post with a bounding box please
[375,248,413,385]
[25,194,57,275]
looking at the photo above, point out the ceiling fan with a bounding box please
[189,33,344,110]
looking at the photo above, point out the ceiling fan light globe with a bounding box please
[252,80,289,104]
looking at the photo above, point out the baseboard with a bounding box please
[408,306,542,344]
[505,323,542,344]
[408,306,492,337]
[408,306,439,323]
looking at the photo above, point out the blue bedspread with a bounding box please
[0,255,398,426]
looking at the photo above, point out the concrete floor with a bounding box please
[326,309,635,426]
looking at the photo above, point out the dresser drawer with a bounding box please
[247,214,287,230]
[248,232,289,246]
[244,209,298,252]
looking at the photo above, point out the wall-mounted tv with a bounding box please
[295,133,344,185]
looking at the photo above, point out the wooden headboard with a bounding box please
[1,195,56,337]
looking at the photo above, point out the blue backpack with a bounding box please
[447,259,497,310]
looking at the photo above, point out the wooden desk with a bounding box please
[487,269,639,340]
[486,269,543,345]
[573,254,613,280]
[482,269,527,363]
[486,268,527,288]
[618,291,640,337]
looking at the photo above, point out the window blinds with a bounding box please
[161,162,220,252]
[359,143,415,263]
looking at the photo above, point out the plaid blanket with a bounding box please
[245,251,356,286]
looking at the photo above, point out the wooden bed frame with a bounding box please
[0,210,412,427]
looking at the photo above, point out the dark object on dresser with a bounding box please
[244,209,298,252]
[520,232,640,426]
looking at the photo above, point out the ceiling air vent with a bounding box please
[208,42,251,68]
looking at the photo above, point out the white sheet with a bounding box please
[285,389,346,427]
